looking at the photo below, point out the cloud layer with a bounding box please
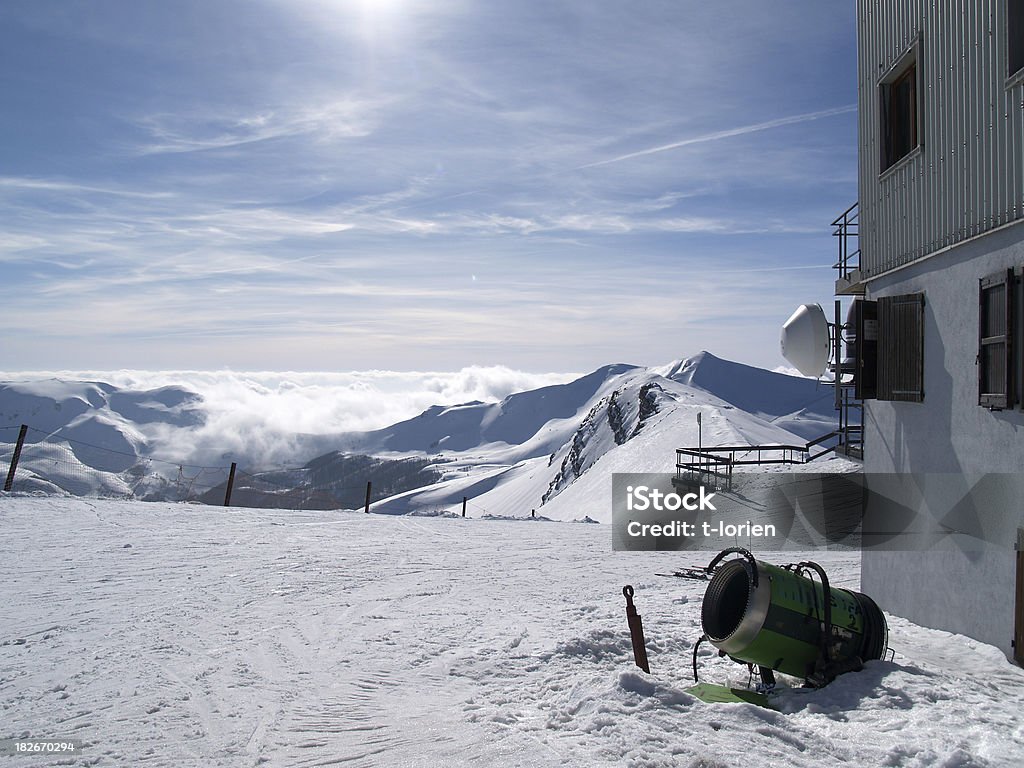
[1,367,580,466]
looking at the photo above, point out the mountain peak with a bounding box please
[653,350,715,381]
[664,351,831,419]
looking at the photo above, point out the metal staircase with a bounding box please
[674,202,866,489]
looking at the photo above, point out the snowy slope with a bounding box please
[367,360,855,521]
[332,363,640,457]
[0,380,202,467]
[1,497,1021,767]
[662,351,838,440]
[0,380,203,433]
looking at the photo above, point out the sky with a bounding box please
[0,0,858,376]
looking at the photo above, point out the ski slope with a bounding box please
[2,497,1022,767]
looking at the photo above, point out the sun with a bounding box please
[357,0,404,16]
[352,0,407,41]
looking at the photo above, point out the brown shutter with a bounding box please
[978,269,1014,410]
[877,293,925,402]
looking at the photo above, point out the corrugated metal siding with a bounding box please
[858,0,1024,277]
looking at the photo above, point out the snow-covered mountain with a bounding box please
[660,351,839,440]
[0,379,203,463]
[364,353,852,521]
[0,352,853,520]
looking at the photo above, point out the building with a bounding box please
[836,0,1024,662]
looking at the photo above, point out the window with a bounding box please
[852,294,925,401]
[979,269,1015,409]
[877,293,925,402]
[879,52,919,172]
[1011,0,1024,77]
[852,298,878,400]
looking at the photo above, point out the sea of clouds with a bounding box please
[1,367,580,467]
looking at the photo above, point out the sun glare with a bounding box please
[358,0,403,17]
[352,0,407,41]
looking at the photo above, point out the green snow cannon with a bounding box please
[697,548,888,688]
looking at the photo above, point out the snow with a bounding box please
[2,497,1023,767]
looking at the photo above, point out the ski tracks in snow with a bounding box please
[3,499,1024,766]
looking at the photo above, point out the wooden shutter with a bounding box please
[877,293,925,402]
[978,269,1014,410]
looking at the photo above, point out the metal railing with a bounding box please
[835,385,863,460]
[674,431,842,490]
[831,203,865,458]
[832,202,860,281]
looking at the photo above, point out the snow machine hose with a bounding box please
[698,548,888,686]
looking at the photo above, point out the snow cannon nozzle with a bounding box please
[705,546,758,589]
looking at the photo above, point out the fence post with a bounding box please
[364,481,372,514]
[224,462,237,507]
[462,496,467,517]
[3,424,29,492]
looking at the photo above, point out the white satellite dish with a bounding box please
[780,303,830,378]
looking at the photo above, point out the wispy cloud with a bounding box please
[577,105,857,170]
[133,97,387,155]
[0,176,175,199]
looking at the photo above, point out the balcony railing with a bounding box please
[832,202,860,281]
[674,431,842,490]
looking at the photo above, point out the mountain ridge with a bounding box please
[0,353,850,520]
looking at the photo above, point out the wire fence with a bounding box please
[0,424,442,512]
[0,424,228,502]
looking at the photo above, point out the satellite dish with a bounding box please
[780,303,830,378]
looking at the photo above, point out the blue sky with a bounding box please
[0,0,857,374]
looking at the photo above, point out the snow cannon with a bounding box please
[695,548,888,689]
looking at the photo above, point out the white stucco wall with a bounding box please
[860,221,1024,658]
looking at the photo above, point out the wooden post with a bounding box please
[3,424,28,492]
[224,462,237,507]
[697,411,702,481]
[364,481,372,514]
[462,496,467,517]
[1015,529,1024,666]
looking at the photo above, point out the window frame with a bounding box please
[878,43,921,174]
[1010,0,1024,79]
